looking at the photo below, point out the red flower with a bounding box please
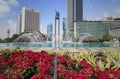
[31,74,39,79]
[95,65,100,74]
[0,74,7,79]
[65,71,89,79]
[58,65,67,72]
[58,65,68,78]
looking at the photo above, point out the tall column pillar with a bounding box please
[55,16,56,48]
[58,16,60,45]
[54,11,60,79]
[55,11,60,47]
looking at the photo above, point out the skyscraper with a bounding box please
[22,7,40,32]
[73,0,83,21]
[47,24,53,41]
[66,0,83,39]
[17,13,22,34]
[63,18,66,40]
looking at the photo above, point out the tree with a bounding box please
[7,29,10,38]
[0,38,3,43]
[10,34,19,42]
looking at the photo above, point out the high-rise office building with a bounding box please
[47,24,53,41]
[66,0,83,39]
[63,18,66,40]
[22,7,40,32]
[17,13,22,34]
[73,0,83,21]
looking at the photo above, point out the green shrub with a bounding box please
[0,49,11,56]
[0,47,22,56]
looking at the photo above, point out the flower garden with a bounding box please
[0,47,120,79]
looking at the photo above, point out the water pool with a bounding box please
[0,42,120,48]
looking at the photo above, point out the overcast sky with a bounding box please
[0,0,120,39]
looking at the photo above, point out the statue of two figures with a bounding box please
[55,11,60,19]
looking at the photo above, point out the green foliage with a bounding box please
[118,37,120,41]
[0,38,4,43]
[4,38,11,42]
[0,34,19,43]
[83,37,99,43]
[81,35,114,43]
[0,47,22,56]
[68,52,83,63]
[21,68,38,79]
[12,47,22,52]
[99,35,114,42]
[0,49,11,56]
[10,34,19,42]
[103,49,120,70]
[80,51,97,66]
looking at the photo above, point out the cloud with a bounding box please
[103,12,110,17]
[0,0,19,39]
[7,0,19,5]
[0,20,16,39]
[7,20,17,37]
[115,9,120,16]
[94,17,101,21]
[0,26,7,39]
[0,0,19,17]
[93,12,111,21]
[40,24,47,34]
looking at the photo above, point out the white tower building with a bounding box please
[22,7,40,32]
[17,13,22,34]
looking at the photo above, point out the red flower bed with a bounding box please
[0,50,120,79]
[0,50,43,79]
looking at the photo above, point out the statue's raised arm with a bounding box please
[56,11,60,16]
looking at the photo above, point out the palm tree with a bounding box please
[7,29,10,38]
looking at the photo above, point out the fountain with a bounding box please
[14,31,47,42]
[74,33,93,43]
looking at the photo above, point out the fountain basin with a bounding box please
[0,42,120,48]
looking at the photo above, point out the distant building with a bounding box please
[63,18,66,40]
[22,7,40,32]
[66,0,83,39]
[98,17,120,21]
[17,13,22,34]
[47,24,53,41]
[102,17,113,21]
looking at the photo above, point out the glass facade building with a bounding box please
[63,18,66,40]
[47,24,53,41]
[74,21,120,38]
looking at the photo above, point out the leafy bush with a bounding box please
[83,37,99,43]
[82,35,114,43]
[0,49,11,56]
[0,47,22,56]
